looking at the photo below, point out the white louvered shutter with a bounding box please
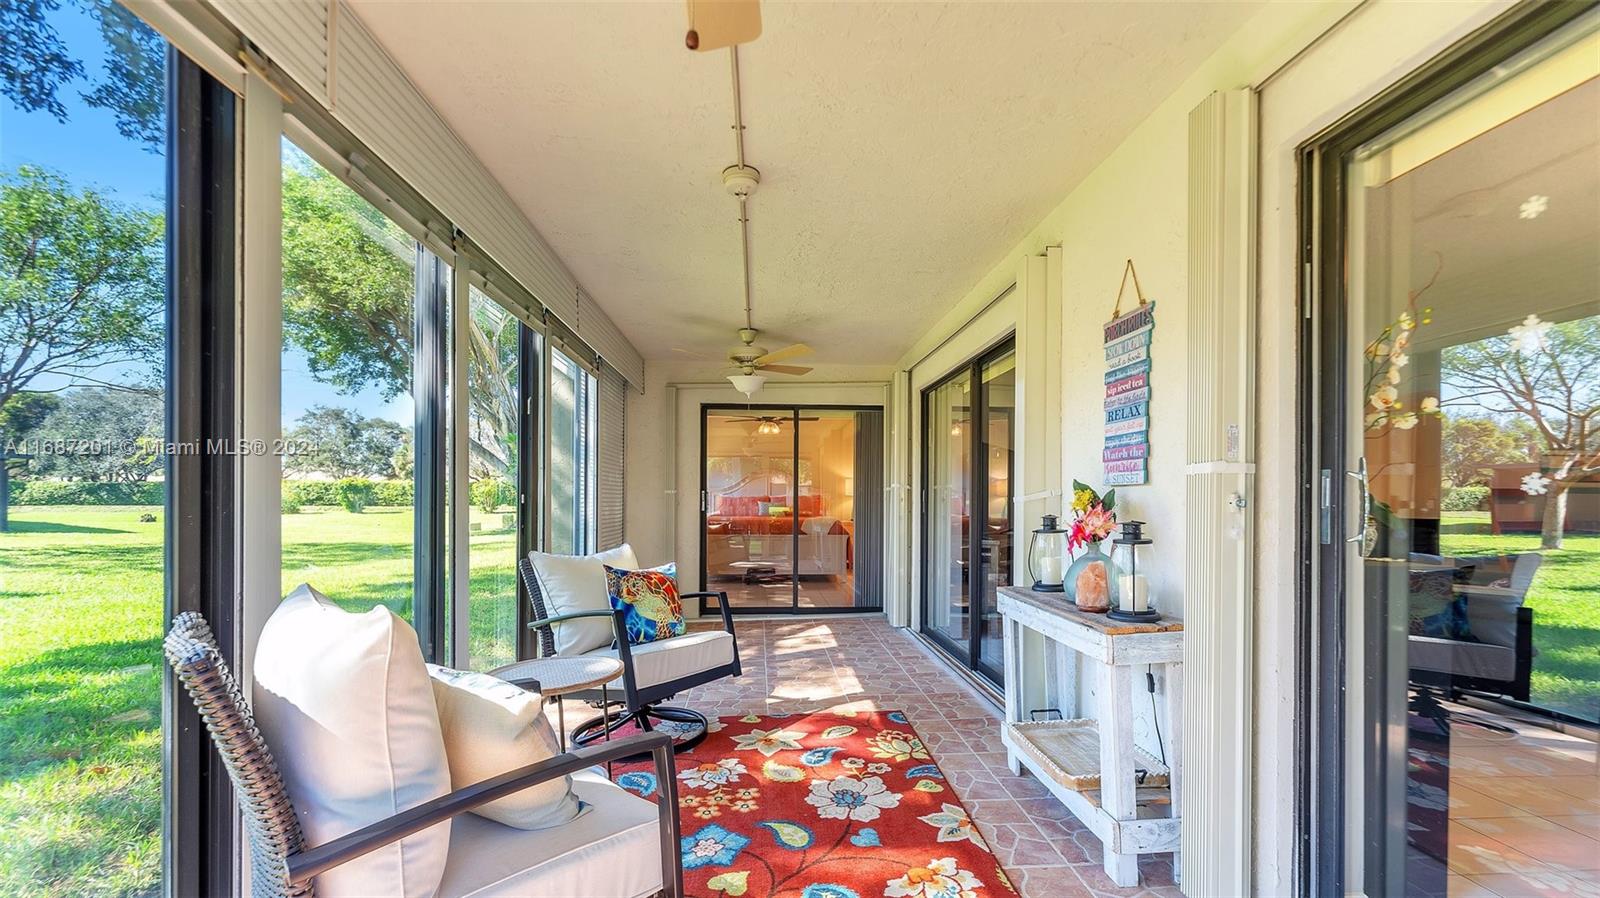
[596,367,627,551]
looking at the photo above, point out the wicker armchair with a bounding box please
[164,612,683,897]
[519,556,740,752]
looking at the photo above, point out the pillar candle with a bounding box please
[1038,554,1063,586]
[1117,573,1149,612]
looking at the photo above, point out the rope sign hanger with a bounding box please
[1111,258,1149,319]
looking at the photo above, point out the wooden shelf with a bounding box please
[998,585,1183,887]
[996,586,1181,665]
[1007,719,1170,792]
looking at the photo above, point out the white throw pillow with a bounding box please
[528,544,639,655]
[427,665,584,829]
[254,584,452,898]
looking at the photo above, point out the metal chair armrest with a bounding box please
[681,591,735,635]
[286,732,683,897]
[525,609,618,629]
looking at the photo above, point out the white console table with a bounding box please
[996,585,1183,888]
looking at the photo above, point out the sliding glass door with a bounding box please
[1311,10,1599,895]
[702,406,883,613]
[922,339,1015,685]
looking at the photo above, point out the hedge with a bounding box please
[8,478,414,507]
[1442,484,1490,512]
[470,478,515,515]
[8,480,165,506]
[281,479,413,508]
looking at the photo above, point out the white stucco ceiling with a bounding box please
[348,1,1259,364]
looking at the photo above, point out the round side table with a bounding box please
[489,656,625,752]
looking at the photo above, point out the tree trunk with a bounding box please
[1540,480,1568,550]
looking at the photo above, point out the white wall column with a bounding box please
[1181,87,1257,895]
[238,71,284,687]
[887,370,912,627]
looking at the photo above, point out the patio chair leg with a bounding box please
[570,704,709,756]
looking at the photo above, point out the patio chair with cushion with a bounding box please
[520,544,739,752]
[164,590,683,898]
[1408,551,1542,703]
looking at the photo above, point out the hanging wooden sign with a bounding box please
[1104,260,1153,486]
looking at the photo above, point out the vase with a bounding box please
[1066,541,1120,612]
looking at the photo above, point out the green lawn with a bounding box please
[0,504,519,897]
[1439,511,1599,721]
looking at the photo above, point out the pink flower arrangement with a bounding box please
[1067,479,1117,551]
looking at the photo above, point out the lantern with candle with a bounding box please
[1108,520,1159,622]
[1027,514,1067,592]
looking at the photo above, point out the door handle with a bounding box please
[1346,458,1370,548]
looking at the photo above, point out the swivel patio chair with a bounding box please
[518,552,739,753]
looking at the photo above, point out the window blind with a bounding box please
[597,366,627,551]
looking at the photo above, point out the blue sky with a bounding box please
[4,0,404,427]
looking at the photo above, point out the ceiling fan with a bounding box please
[724,414,820,434]
[681,23,812,399]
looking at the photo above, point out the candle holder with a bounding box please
[1027,514,1067,592]
[1108,520,1160,623]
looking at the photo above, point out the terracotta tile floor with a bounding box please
[561,615,1180,898]
[1438,704,1600,898]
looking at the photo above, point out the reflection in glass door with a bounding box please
[702,406,884,612]
[922,339,1015,684]
[1319,15,1599,896]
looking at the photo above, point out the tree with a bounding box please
[281,149,415,401]
[466,299,519,479]
[1,0,83,122]
[0,165,164,413]
[1443,315,1600,549]
[1441,415,1536,488]
[284,405,407,480]
[0,0,165,152]
[79,0,165,150]
[280,154,526,482]
[0,390,60,444]
[26,386,163,482]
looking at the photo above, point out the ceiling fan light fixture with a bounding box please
[728,373,766,398]
[757,420,781,435]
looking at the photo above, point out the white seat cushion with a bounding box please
[586,629,735,691]
[436,769,663,898]
[427,665,582,829]
[529,545,640,655]
[254,584,451,898]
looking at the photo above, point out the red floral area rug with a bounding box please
[612,710,1015,898]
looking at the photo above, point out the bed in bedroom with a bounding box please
[706,495,853,578]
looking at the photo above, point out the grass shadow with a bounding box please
[0,519,133,535]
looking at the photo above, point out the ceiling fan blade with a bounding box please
[760,364,812,376]
[754,343,812,366]
[685,0,761,52]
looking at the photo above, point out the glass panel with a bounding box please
[979,353,1016,676]
[0,2,170,892]
[795,411,857,609]
[1343,23,1599,895]
[466,286,519,669]
[706,412,796,608]
[924,372,973,656]
[280,140,418,619]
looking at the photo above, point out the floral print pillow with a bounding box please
[604,563,686,645]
